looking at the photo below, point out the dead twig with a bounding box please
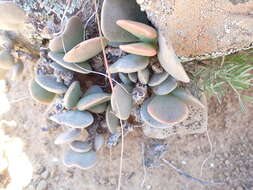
[162,159,224,186]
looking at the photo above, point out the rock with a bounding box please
[151,76,177,95]
[171,88,205,109]
[63,37,108,63]
[119,73,132,85]
[70,141,92,153]
[50,110,94,128]
[143,0,253,59]
[116,19,157,41]
[109,54,149,73]
[0,49,15,69]
[147,95,189,125]
[63,149,97,169]
[119,43,157,56]
[140,98,173,128]
[157,33,190,83]
[0,1,27,31]
[138,68,150,84]
[36,180,47,190]
[11,61,24,80]
[77,93,111,111]
[111,84,132,120]
[35,75,67,94]
[49,16,84,53]
[148,72,169,87]
[142,124,173,139]
[54,128,81,145]
[29,79,56,104]
[63,81,82,109]
[94,135,104,151]
[128,72,138,83]
[48,51,92,74]
[106,104,120,134]
[101,0,148,42]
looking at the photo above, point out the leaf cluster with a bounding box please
[192,50,253,110]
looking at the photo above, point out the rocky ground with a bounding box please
[0,64,253,190]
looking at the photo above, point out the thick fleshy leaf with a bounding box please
[50,62,69,72]
[140,98,173,128]
[94,135,104,151]
[77,93,111,111]
[49,16,84,53]
[50,110,94,128]
[63,81,82,109]
[143,94,208,138]
[63,37,108,63]
[138,68,150,84]
[111,84,132,120]
[106,104,120,134]
[63,149,97,169]
[35,75,67,94]
[128,72,137,83]
[54,128,81,145]
[116,19,157,41]
[83,85,108,113]
[151,76,177,95]
[101,0,148,42]
[119,73,132,85]
[148,72,169,87]
[29,79,55,104]
[119,43,157,57]
[70,141,92,153]
[48,51,91,74]
[171,88,205,109]
[158,34,190,83]
[109,54,149,73]
[147,95,189,125]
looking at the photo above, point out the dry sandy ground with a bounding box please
[0,66,253,190]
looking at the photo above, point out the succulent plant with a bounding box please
[27,1,208,171]
[101,0,148,42]
[49,16,84,53]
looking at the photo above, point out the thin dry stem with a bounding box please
[141,143,147,187]
[93,0,114,90]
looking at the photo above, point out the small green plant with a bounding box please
[192,49,253,110]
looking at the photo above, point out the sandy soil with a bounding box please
[0,66,252,190]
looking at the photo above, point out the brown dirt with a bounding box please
[0,67,252,190]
